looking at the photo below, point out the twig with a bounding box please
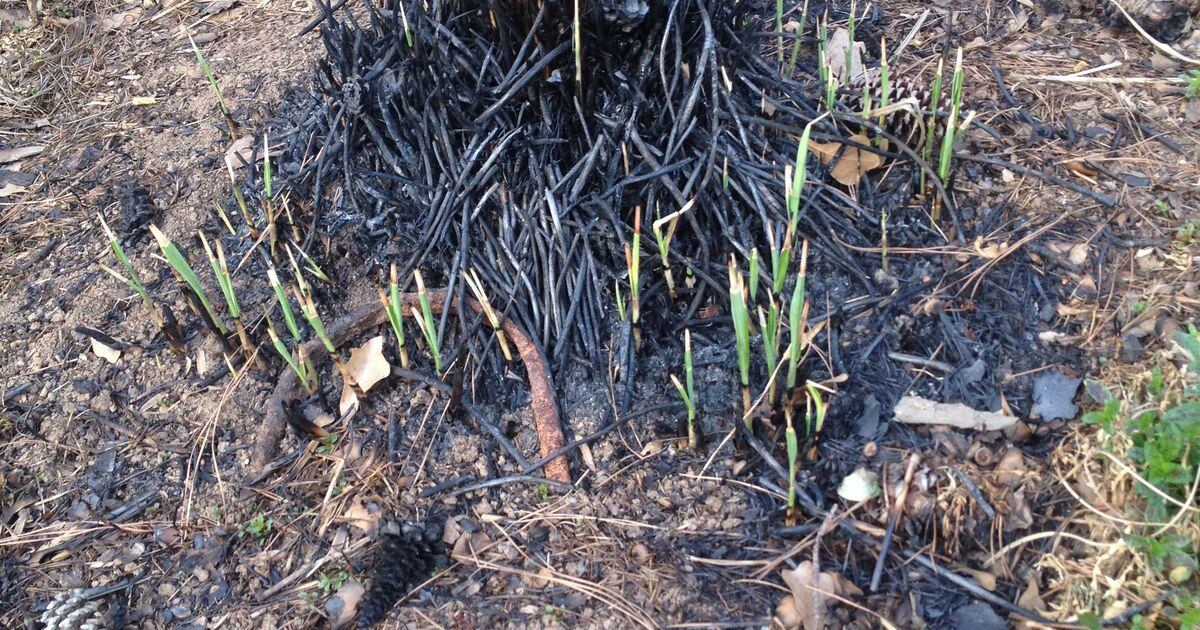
[870,453,919,592]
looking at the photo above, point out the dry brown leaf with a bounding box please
[775,595,803,629]
[780,561,839,630]
[343,498,379,536]
[338,335,391,416]
[129,96,157,106]
[972,237,1008,259]
[326,579,364,629]
[893,396,1016,431]
[224,136,254,171]
[91,338,121,364]
[809,134,883,187]
[824,28,865,83]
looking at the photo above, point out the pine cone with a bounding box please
[39,588,114,630]
[357,519,443,628]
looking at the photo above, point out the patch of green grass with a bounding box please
[1183,69,1200,101]
[670,329,697,450]
[149,224,228,335]
[242,513,273,540]
[317,570,349,596]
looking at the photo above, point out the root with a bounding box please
[249,288,571,484]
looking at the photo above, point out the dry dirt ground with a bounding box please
[1,0,1199,628]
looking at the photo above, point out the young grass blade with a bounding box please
[413,270,442,373]
[684,328,697,449]
[805,381,828,435]
[759,302,781,403]
[199,232,239,320]
[670,374,696,451]
[651,199,694,300]
[845,0,857,85]
[266,310,312,393]
[188,31,237,134]
[786,240,809,391]
[268,267,301,341]
[615,280,627,322]
[382,262,410,368]
[748,247,761,304]
[937,48,965,188]
[786,116,822,229]
[150,225,227,335]
[292,244,331,283]
[923,57,945,208]
[99,214,152,310]
[226,162,257,237]
[625,206,642,325]
[786,421,799,523]
[729,256,752,425]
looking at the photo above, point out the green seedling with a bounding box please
[652,199,694,300]
[411,270,442,373]
[573,0,582,84]
[624,206,643,327]
[268,267,301,341]
[759,301,781,404]
[296,283,357,391]
[786,116,821,229]
[937,48,965,189]
[378,263,411,368]
[845,0,857,85]
[923,57,945,204]
[243,513,272,540]
[213,201,236,236]
[670,329,698,450]
[748,247,761,304]
[149,224,228,336]
[199,231,255,359]
[775,0,784,64]
[877,38,890,147]
[804,381,828,436]
[1183,69,1200,101]
[729,256,752,425]
[463,267,512,361]
[291,243,330,283]
[786,240,809,392]
[266,310,314,393]
[262,133,278,257]
[769,228,792,297]
[226,162,257,238]
[785,415,799,524]
[880,209,889,273]
[785,0,808,78]
[318,570,349,596]
[188,31,237,135]
[99,215,160,326]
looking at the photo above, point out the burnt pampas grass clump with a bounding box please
[271,0,871,403]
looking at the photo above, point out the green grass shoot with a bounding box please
[748,247,761,304]
[775,0,784,64]
[573,0,582,84]
[199,231,255,358]
[759,302,780,403]
[786,418,799,523]
[877,38,890,147]
[728,256,752,424]
[615,280,627,322]
[937,48,965,189]
[769,228,792,296]
[880,209,889,273]
[786,240,809,391]
[295,285,333,354]
[266,311,313,393]
[268,267,300,341]
[671,330,698,450]
[379,262,410,368]
[213,201,236,236]
[226,162,257,237]
[805,381,827,435]
[463,267,512,361]
[652,199,693,299]
[922,57,945,206]
[786,116,820,230]
[292,244,330,283]
[412,270,442,373]
[624,206,642,326]
[98,215,157,318]
[149,225,227,335]
[188,31,236,133]
[845,0,857,86]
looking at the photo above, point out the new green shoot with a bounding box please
[380,263,410,368]
[786,240,809,391]
[652,199,693,299]
[463,267,512,361]
[149,225,227,335]
[268,267,300,341]
[413,270,442,373]
[729,256,752,425]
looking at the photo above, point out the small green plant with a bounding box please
[876,37,890,147]
[188,32,237,134]
[614,279,627,321]
[268,267,301,341]
[295,282,358,392]
[1177,220,1200,245]
[729,256,752,426]
[670,329,698,450]
[1131,299,1150,314]
[226,162,257,238]
[378,263,411,368]
[317,570,349,596]
[243,513,273,540]
[785,413,799,524]
[265,312,314,393]
[922,57,945,203]
[198,232,254,358]
[624,206,643,345]
[149,224,228,336]
[804,382,827,436]
[748,247,761,303]
[844,0,858,86]
[463,267,512,361]
[785,240,809,394]
[1183,69,1200,101]
[317,433,340,455]
[98,215,168,333]
[652,199,693,300]
[410,269,442,373]
[936,48,965,188]
[538,483,550,502]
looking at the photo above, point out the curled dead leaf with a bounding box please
[326,578,364,629]
[338,335,391,416]
[780,561,840,630]
[809,134,883,187]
